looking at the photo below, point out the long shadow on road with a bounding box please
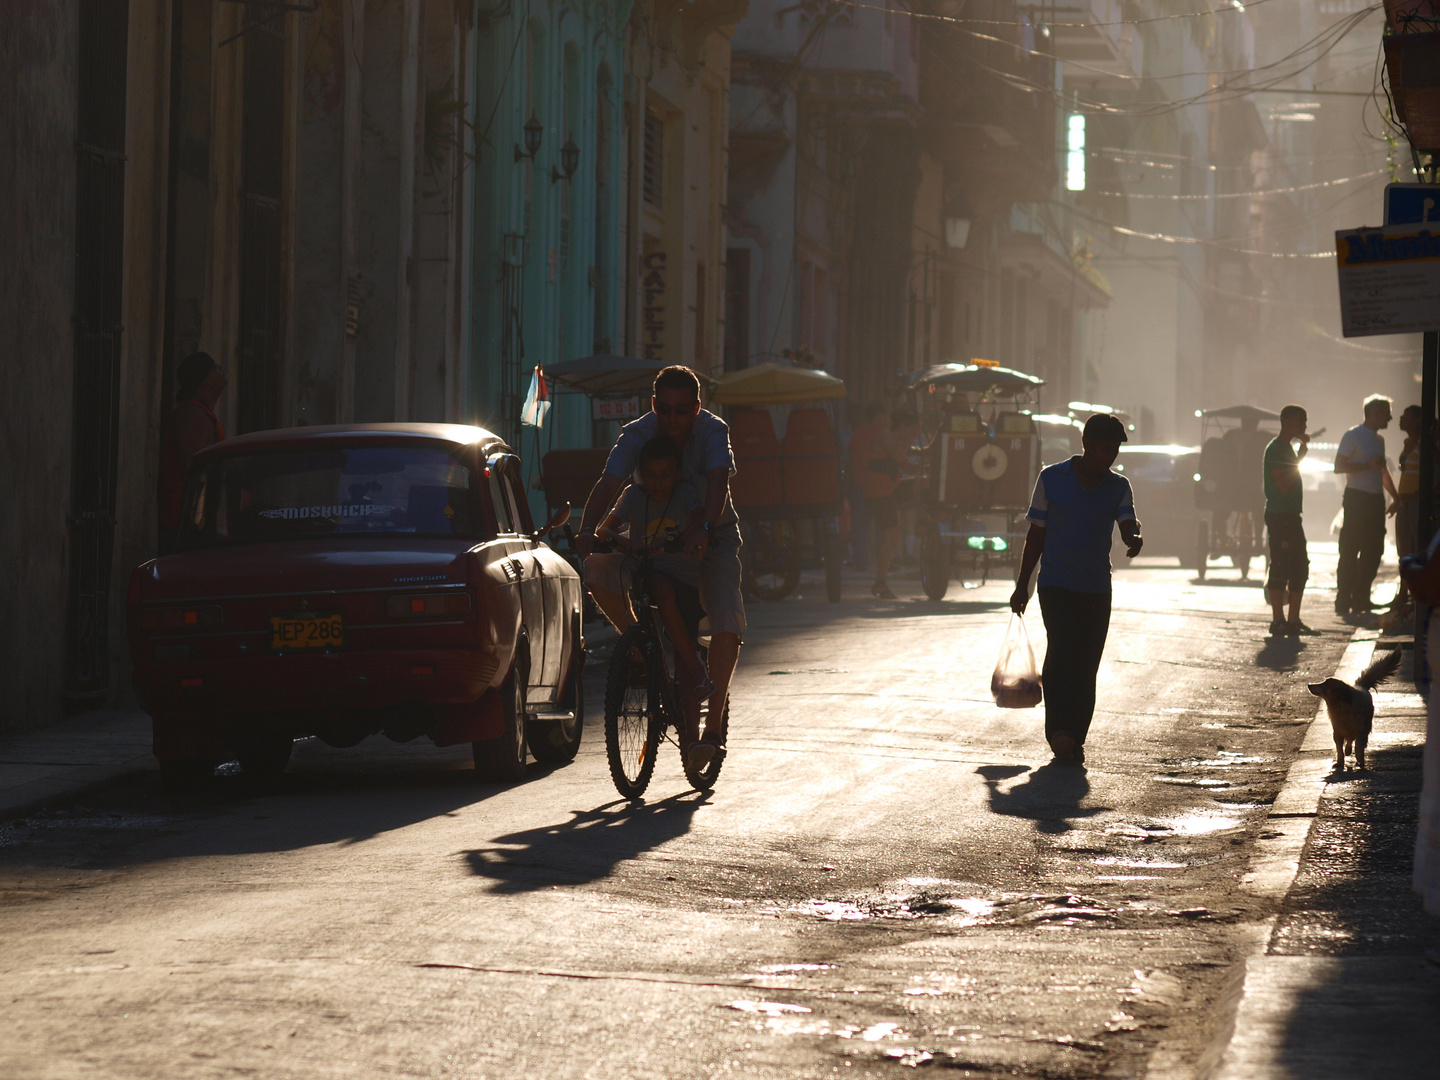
[977,763,1107,834]
[0,744,529,870]
[464,791,704,893]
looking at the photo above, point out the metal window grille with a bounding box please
[64,0,130,699]
[643,108,663,208]
[236,15,286,434]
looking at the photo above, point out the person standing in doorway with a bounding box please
[1334,394,1396,616]
[1011,414,1143,766]
[1394,404,1423,607]
[158,352,227,553]
[1263,405,1311,635]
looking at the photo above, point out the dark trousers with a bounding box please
[1038,586,1111,746]
[1337,488,1386,610]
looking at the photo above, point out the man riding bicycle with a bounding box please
[575,365,744,771]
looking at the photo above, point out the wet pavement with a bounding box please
[0,552,1421,1078]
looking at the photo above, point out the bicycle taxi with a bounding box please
[908,362,1045,599]
[1194,404,1278,581]
[712,363,848,604]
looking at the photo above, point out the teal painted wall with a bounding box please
[468,0,631,473]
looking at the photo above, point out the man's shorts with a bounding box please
[584,531,746,638]
[1264,511,1308,593]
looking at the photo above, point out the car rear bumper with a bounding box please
[137,647,502,716]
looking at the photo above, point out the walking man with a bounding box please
[1264,405,1311,635]
[1011,414,1142,765]
[1334,394,1396,615]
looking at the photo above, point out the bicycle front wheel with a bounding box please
[683,695,729,792]
[604,624,660,800]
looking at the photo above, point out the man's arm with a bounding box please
[1382,460,1398,500]
[1010,524,1046,614]
[1271,465,1300,494]
[1119,517,1143,558]
[1332,443,1378,475]
[576,473,625,558]
[684,466,730,559]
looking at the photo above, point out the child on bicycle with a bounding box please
[586,436,715,734]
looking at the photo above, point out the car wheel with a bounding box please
[159,758,218,790]
[529,617,584,764]
[236,731,294,781]
[474,662,528,782]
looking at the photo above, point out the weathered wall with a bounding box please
[112,0,177,701]
[0,2,78,730]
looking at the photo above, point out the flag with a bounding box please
[520,365,550,427]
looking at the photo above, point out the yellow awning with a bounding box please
[711,363,847,406]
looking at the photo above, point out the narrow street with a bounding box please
[0,556,1360,1079]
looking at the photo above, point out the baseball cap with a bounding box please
[1083,413,1128,443]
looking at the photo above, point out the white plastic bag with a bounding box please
[991,613,1042,709]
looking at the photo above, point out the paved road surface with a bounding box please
[0,559,1358,1078]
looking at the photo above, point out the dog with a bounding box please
[1307,647,1403,773]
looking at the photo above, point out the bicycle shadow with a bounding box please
[463,790,706,894]
[976,762,1106,835]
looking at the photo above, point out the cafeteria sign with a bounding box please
[593,395,641,421]
[1335,223,1440,337]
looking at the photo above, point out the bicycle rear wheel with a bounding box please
[604,624,660,800]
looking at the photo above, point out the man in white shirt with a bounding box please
[1333,394,1397,615]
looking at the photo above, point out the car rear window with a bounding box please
[177,444,486,548]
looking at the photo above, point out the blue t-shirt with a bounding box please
[1026,457,1137,593]
[604,409,738,529]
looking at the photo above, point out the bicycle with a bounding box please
[595,542,729,800]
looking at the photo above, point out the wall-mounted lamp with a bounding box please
[551,136,580,183]
[514,114,543,162]
[944,217,971,250]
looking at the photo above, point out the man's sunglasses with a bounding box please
[654,403,697,416]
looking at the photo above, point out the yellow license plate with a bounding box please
[270,612,343,650]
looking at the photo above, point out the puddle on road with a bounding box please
[1091,857,1187,869]
[1164,811,1249,835]
[1155,777,1234,789]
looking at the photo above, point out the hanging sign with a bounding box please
[1335,224,1440,337]
[593,395,641,422]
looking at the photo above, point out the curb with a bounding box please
[1190,627,1380,1080]
[0,756,157,821]
[0,709,156,821]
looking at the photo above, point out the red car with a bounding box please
[127,423,584,785]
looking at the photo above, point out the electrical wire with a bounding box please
[824,0,1286,32]
[962,6,1378,119]
[925,3,1378,85]
[1090,166,1388,200]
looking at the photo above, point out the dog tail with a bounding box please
[1356,647,1404,690]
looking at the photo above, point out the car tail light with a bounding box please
[138,605,224,631]
[387,592,472,618]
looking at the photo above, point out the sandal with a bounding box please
[870,583,897,599]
